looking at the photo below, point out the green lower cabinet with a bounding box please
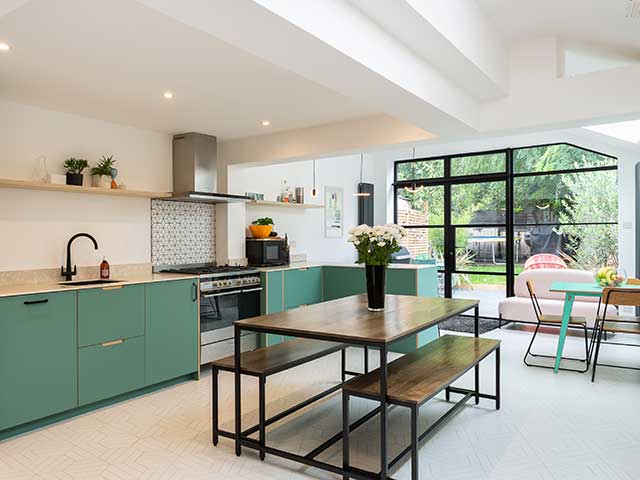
[145,279,199,386]
[0,291,77,431]
[78,284,144,347]
[261,271,284,315]
[322,266,366,301]
[283,267,322,309]
[78,336,145,406]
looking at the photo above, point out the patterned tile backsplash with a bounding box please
[151,200,215,265]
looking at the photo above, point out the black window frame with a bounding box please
[393,142,618,309]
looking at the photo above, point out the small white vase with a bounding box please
[92,175,112,188]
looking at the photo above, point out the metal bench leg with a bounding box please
[341,348,346,383]
[259,375,266,461]
[496,347,501,411]
[445,386,450,402]
[411,405,419,480]
[342,391,350,480]
[474,305,480,405]
[364,346,369,373]
[212,366,219,446]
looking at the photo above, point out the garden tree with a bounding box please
[397,144,617,266]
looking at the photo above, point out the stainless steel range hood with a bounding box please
[170,132,250,204]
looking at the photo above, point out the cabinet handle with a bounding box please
[298,267,309,271]
[24,299,49,305]
[192,282,198,302]
[101,339,125,347]
[102,285,123,291]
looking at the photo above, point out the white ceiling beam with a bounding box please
[137,0,479,137]
[349,0,509,100]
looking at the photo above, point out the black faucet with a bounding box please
[61,233,99,281]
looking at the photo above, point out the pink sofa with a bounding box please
[498,269,614,328]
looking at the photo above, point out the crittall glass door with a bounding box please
[394,144,617,319]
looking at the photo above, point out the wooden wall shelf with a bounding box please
[0,178,171,199]
[246,200,324,209]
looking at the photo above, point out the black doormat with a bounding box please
[440,315,501,334]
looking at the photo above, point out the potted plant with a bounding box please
[348,224,407,311]
[250,217,274,238]
[63,157,88,186]
[90,155,116,188]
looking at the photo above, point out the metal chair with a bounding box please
[523,279,590,372]
[591,286,640,382]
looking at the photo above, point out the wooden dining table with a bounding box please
[549,281,640,373]
[232,294,479,480]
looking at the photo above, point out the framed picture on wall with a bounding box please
[325,186,344,238]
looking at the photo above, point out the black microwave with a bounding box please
[246,238,290,267]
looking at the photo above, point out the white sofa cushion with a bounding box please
[514,269,598,303]
[498,296,613,328]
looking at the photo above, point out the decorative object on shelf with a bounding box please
[353,153,371,197]
[325,186,343,238]
[90,155,116,189]
[310,160,319,198]
[245,192,264,201]
[594,266,627,287]
[249,217,274,238]
[348,224,407,311]
[110,167,118,189]
[63,157,88,186]
[100,257,110,279]
[279,179,292,203]
[295,187,304,204]
[31,156,51,184]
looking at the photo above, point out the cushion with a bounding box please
[498,296,615,328]
[514,269,598,303]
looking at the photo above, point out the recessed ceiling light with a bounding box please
[163,91,173,99]
[0,43,10,52]
[261,120,270,126]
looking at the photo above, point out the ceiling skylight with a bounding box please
[584,119,640,144]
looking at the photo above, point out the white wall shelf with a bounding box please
[0,178,171,199]
[246,200,324,209]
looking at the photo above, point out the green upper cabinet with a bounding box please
[78,284,144,347]
[283,267,322,310]
[145,279,199,386]
[0,291,77,430]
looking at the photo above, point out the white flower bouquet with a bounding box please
[348,224,407,266]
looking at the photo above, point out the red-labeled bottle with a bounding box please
[100,257,110,279]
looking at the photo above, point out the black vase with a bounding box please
[66,173,83,186]
[365,264,386,311]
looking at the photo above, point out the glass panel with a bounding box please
[451,152,506,176]
[453,275,505,318]
[455,227,506,272]
[396,186,444,226]
[513,144,616,173]
[396,159,444,181]
[400,228,444,263]
[513,170,617,224]
[451,181,506,225]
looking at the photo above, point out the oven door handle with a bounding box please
[241,287,263,293]
[202,290,243,298]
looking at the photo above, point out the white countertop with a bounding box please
[257,262,437,273]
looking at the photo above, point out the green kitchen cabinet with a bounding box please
[0,291,77,431]
[78,284,144,347]
[261,271,284,315]
[322,266,366,301]
[145,279,199,386]
[283,267,322,310]
[78,335,145,406]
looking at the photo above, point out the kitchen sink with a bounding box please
[58,279,124,287]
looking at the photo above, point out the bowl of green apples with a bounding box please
[594,266,627,287]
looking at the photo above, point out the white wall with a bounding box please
[229,154,387,263]
[0,100,172,271]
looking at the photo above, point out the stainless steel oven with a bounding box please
[200,285,262,364]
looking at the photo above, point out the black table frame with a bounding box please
[231,301,484,480]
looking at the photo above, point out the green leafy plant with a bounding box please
[63,157,88,174]
[252,217,274,226]
[90,155,116,177]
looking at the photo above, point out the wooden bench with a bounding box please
[211,338,349,459]
[342,334,501,480]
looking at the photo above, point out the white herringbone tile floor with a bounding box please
[1,326,639,480]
